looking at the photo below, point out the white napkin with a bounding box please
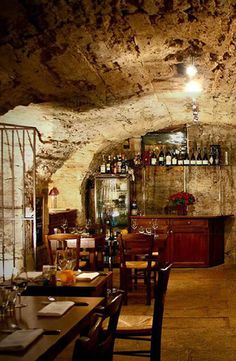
[76,272,99,281]
[0,329,43,351]
[37,301,75,316]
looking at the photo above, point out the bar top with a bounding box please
[130,214,234,219]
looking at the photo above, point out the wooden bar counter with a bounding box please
[130,215,232,267]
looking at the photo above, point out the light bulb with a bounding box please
[186,64,198,78]
[185,80,202,94]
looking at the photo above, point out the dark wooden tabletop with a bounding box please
[0,295,104,361]
[24,271,113,297]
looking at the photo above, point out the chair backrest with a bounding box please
[45,233,81,269]
[72,313,104,361]
[151,263,172,361]
[72,290,124,361]
[118,233,154,269]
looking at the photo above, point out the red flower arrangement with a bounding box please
[168,191,195,206]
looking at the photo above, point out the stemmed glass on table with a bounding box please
[11,267,28,308]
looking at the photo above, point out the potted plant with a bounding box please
[167,191,195,215]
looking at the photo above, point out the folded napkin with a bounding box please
[0,329,43,352]
[37,301,75,316]
[76,272,99,282]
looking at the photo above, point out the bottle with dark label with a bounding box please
[165,148,172,166]
[196,148,202,166]
[150,149,157,166]
[100,155,106,173]
[158,147,165,166]
[202,147,209,165]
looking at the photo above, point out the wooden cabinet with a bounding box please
[130,215,228,267]
[48,209,77,234]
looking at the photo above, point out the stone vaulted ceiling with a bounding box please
[1,0,236,180]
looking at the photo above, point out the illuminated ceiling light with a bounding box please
[186,64,198,78]
[185,80,202,94]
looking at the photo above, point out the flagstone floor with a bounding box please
[55,264,236,361]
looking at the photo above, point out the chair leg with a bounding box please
[146,271,151,305]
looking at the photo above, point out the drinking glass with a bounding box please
[11,268,28,308]
[61,218,68,233]
[65,248,76,270]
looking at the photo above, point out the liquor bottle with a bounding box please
[150,149,157,166]
[117,154,122,173]
[106,155,111,173]
[196,148,203,165]
[100,155,106,173]
[158,147,165,166]
[202,147,209,165]
[112,156,117,173]
[183,149,190,166]
[190,150,196,166]
[171,148,178,166]
[134,153,142,166]
[131,200,138,216]
[121,154,127,174]
[165,148,172,166]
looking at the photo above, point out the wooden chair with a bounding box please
[72,290,124,361]
[45,233,86,270]
[114,263,172,361]
[118,232,156,305]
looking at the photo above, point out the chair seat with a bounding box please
[117,315,152,333]
[125,261,156,269]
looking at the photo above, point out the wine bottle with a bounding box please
[196,148,203,165]
[121,154,127,174]
[117,154,122,173]
[190,150,196,166]
[172,148,178,166]
[106,155,111,173]
[165,148,172,166]
[177,149,184,166]
[183,149,190,166]
[202,147,209,165]
[112,156,117,173]
[100,155,106,173]
[150,149,157,166]
[131,200,138,216]
[158,147,165,166]
[208,148,214,165]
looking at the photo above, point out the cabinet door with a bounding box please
[169,228,209,267]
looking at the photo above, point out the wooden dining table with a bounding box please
[0,295,104,361]
[24,271,112,297]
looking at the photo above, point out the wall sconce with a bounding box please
[185,62,202,122]
[48,187,59,208]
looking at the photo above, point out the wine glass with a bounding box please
[131,219,138,231]
[11,268,28,308]
[56,250,67,270]
[61,218,68,233]
[65,248,76,270]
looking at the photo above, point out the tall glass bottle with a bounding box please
[158,147,165,166]
[202,147,209,165]
[165,148,172,166]
[150,149,157,166]
[196,148,202,166]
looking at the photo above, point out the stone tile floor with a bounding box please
[55,264,236,361]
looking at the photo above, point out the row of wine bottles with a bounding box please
[99,154,129,174]
[99,145,228,173]
[142,146,222,166]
